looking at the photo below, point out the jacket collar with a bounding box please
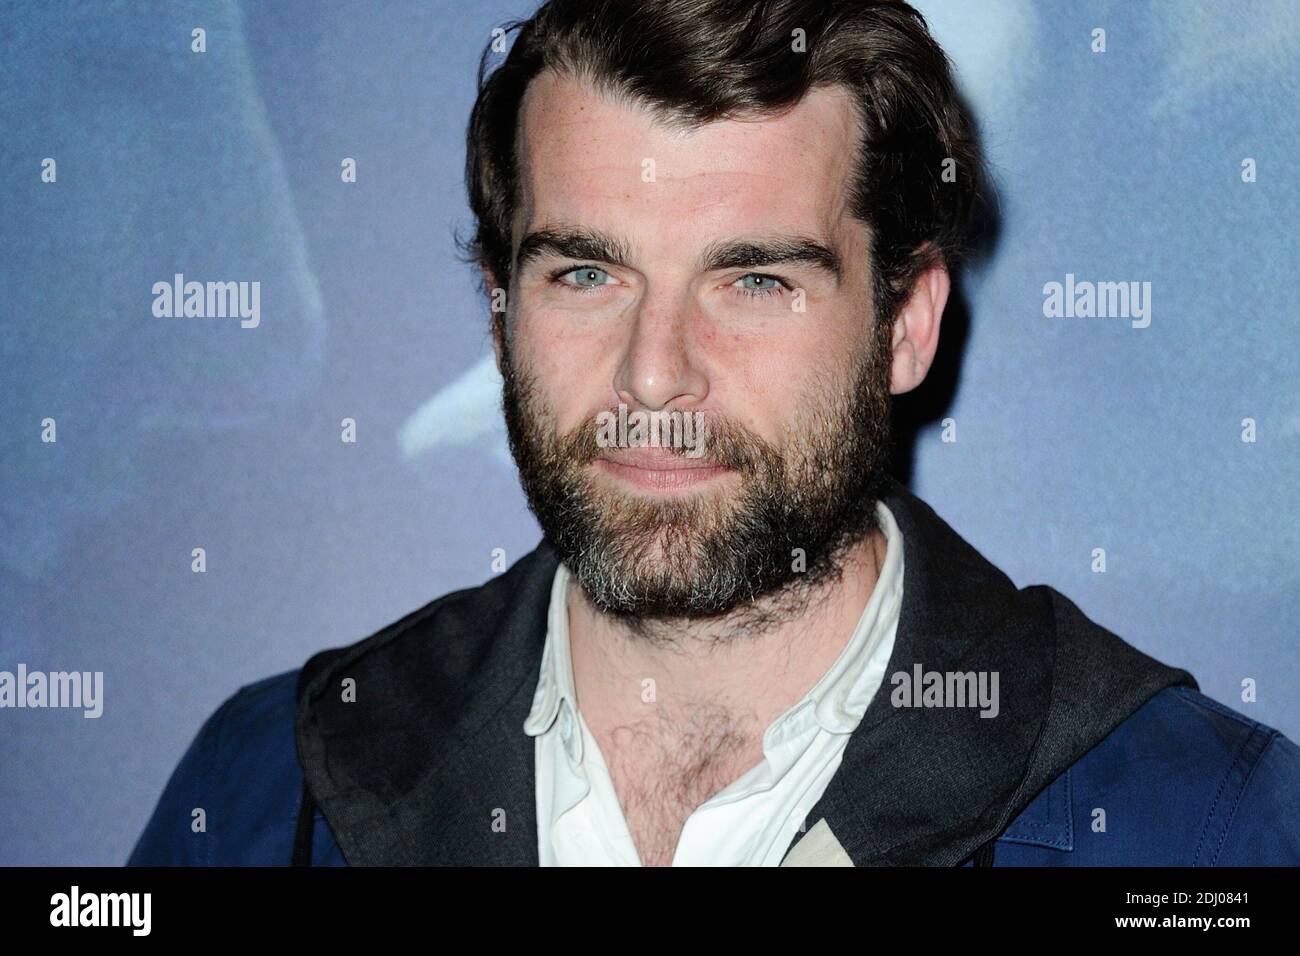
[790,477,1197,865]
[295,541,555,865]
[296,475,1196,865]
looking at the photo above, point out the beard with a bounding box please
[500,317,895,626]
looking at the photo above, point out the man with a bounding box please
[129,0,1300,867]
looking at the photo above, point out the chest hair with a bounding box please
[594,701,762,866]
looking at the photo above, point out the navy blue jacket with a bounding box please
[128,478,1300,866]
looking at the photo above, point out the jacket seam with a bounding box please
[1209,729,1281,867]
[1194,724,1277,867]
[1170,684,1265,734]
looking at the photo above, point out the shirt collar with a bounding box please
[522,561,583,763]
[524,500,904,743]
[808,499,905,733]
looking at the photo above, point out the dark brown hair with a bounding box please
[462,0,984,326]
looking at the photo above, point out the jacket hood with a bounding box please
[294,475,1197,865]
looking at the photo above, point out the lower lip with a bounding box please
[595,459,731,492]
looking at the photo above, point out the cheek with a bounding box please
[704,310,870,433]
[512,304,620,422]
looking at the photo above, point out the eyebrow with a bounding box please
[516,227,632,272]
[699,236,842,284]
[515,226,842,284]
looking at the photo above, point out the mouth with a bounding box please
[593,448,732,493]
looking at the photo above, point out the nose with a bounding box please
[612,288,710,412]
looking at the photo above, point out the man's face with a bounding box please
[500,70,895,621]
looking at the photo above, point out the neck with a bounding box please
[566,523,888,735]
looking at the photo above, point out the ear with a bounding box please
[888,259,950,396]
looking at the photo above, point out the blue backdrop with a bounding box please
[1,0,1296,865]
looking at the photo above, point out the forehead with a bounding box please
[514,69,864,250]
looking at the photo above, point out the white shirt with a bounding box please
[523,499,905,866]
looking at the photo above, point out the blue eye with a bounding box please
[734,273,786,297]
[558,266,613,290]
